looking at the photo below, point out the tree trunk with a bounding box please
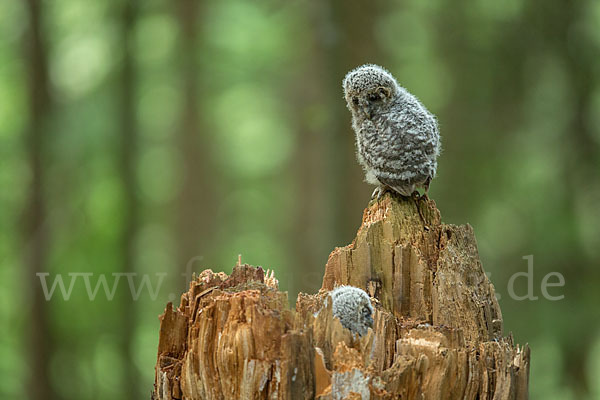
[23,0,56,398]
[173,0,214,275]
[118,0,140,396]
[152,194,530,399]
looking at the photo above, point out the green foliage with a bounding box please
[1,0,599,398]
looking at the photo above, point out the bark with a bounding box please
[153,194,530,399]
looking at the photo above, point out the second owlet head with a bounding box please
[330,285,374,337]
[343,64,441,198]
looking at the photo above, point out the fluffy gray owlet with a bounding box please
[343,64,441,197]
[330,286,374,337]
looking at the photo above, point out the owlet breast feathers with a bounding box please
[343,64,441,197]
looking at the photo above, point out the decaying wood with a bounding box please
[153,193,530,399]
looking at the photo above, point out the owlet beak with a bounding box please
[367,314,374,328]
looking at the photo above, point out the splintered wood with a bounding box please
[153,194,530,399]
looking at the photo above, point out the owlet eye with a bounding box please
[362,306,371,318]
[368,93,380,102]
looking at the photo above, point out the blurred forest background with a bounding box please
[1,0,600,398]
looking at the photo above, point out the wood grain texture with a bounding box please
[153,194,530,399]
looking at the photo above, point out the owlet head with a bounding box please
[330,285,374,337]
[343,64,398,119]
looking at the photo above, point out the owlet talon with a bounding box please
[371,186,386,199]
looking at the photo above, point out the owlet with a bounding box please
[343,64,441,197]
[330,286,374,337]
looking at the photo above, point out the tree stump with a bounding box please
[152,194,530,399]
